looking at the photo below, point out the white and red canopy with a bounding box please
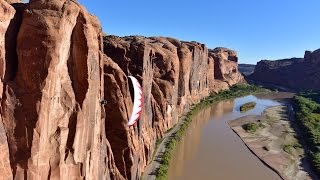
[127,76,143,126]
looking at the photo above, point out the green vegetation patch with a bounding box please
[240,102,257,112]
[293,92,320,175]
[281,142,302,155]
[243,121,265,133]
[154,84,269,180]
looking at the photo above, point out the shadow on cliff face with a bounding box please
[4,3,24,82]
[103,55,135,179]
[68,14,89,109]
[3,2,29,175]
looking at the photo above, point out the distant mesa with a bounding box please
[248,49,320,91]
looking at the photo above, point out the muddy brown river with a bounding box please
[168,92,294,180]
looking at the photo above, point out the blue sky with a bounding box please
[79,0,320,64]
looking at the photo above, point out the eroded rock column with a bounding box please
[0,0,15,179]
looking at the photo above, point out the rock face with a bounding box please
[0,0,243,179]
[249,49,320,91]
[103,36,243,179]
[209,47,242,85]
[0,1,16,179]
[1,0,121,179]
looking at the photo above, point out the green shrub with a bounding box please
[240,102,257,112]
[243,122,265,133]
[282,143,301,155]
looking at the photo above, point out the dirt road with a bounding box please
[142,115,186,180]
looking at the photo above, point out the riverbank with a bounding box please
[229,105,314,180]
[293,93,320,176]
[142,84,269,180]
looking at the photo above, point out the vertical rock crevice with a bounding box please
[69,13,89,109]
[4,3,24,82]
[103,55,133,179]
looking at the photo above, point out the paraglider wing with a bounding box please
[128,76,143,126]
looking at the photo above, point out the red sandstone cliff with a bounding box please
[0,0,243,179]
[103,36,243,179]
[1,0,121,179]
[248,49,320,91]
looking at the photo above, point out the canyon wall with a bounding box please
[1,0,122,179]
[102,36,243,179]
[249,49,320,91]
[0,0,243,179]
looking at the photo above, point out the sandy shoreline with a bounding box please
[228,119,286,180]
[229,105,315,180]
